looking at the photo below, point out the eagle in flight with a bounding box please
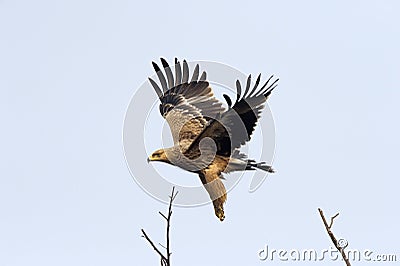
[147,58,278,221]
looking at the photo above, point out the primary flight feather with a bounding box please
[147,58,278,221]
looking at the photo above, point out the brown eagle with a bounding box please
[147,58,278,221]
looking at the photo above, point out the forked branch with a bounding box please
[318,208,351,266]
[141,187,178,266]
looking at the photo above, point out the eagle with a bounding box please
[147,58,278,221]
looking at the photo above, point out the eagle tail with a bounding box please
[246,160,275,173]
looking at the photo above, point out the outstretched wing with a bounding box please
[186,74,278,157]
[149,58,225,151]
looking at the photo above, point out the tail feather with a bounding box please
[246,160,275,173]
[227,151,275,173]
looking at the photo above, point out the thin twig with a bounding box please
[166,187,178,264]
[141,229,167,263]
[159,211,168,220]
[141,187,178,266]
[318,208,351,266]
[329,213,339,229]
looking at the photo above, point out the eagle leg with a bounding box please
[212,197,225,221]
[198,171,227,222]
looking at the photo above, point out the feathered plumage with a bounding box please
[147,58,278,221]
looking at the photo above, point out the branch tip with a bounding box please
[318,208,351,266]
[141,187,178,266]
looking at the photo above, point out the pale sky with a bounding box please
[1,0,399,265]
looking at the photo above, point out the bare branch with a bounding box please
[141,229,167,263]
[318,208,351,266]
[159,211,168,220]
[329,213,339,229]
[141,187,178,266]
[166,187,178,262]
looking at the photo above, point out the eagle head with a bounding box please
[147,149,170,164]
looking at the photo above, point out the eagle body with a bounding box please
[147,58,278,221]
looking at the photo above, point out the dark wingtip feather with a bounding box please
[254,73,261,89]
[259,75,274,90]
[160,58,169,68]
[199,71,207,81]
[160,58,174,88]
[263,82,279,97]
[258,76,279,97]
[182,60,189,83]
[243,74,252,98]
[223,94,232,108]
[152,61,161,72]
[251,74,273,97]
[148,77,163,98]
[191,64,199,82]
[152,60,168,92]
[235,80,242,103]
[175,60,182,86]
[248,73,261,98]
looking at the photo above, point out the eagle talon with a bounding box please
[214,206,225,221]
